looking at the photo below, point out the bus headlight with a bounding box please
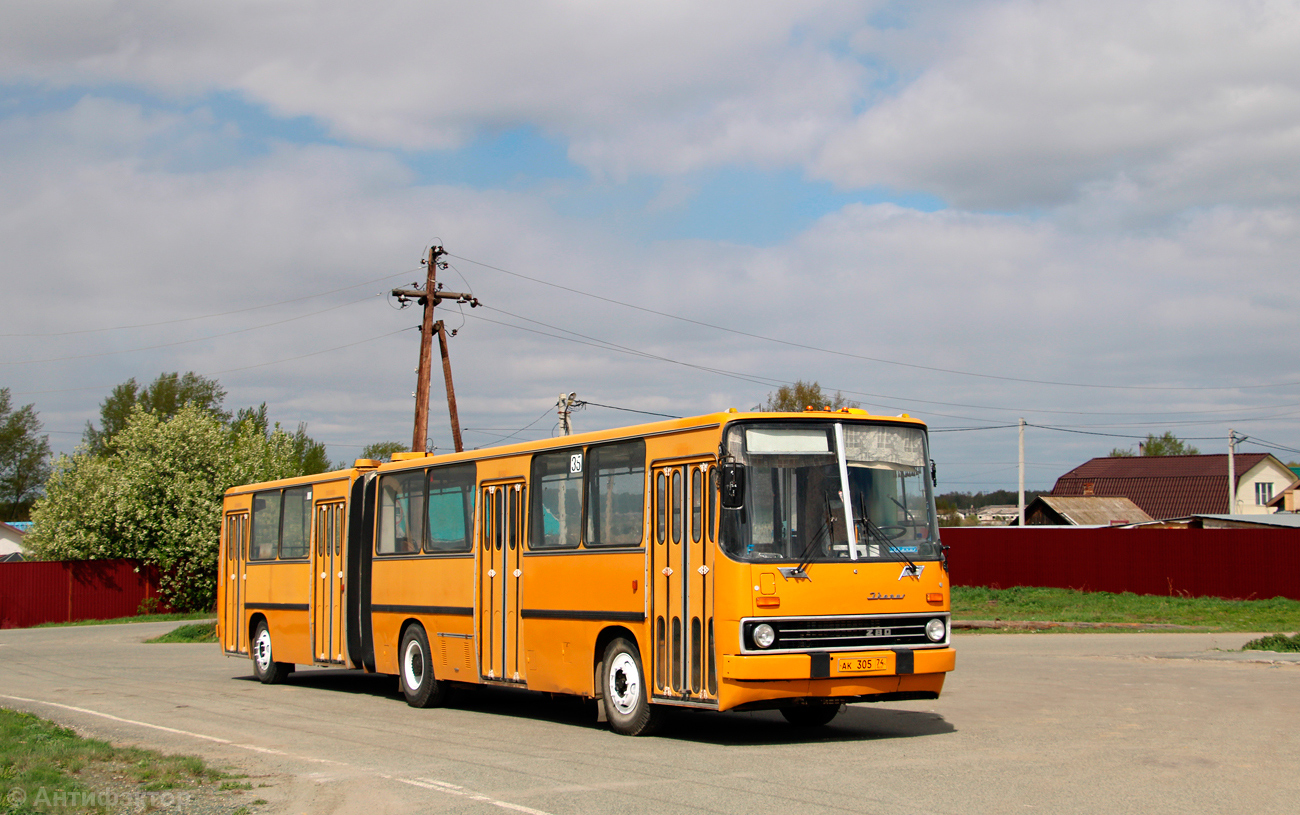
[753,623,776,649]
[925,618,946,642]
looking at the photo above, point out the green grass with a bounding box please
[0,707,226,814]
[145,622,217,644]
[34,612,214,629]
[952,586,1300,631]
[1242,632,1300,652]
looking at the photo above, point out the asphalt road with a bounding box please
[1,622,1297,815]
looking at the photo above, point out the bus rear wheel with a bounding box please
[601,638,662,736]
[780,702,843,727]
[251,622,292,684]
[399,625,449,708]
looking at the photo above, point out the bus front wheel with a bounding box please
[601,638,662,736]
[399,625,449,708]
[780,702,843,727]
[251,622,292,684]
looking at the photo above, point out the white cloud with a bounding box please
[0,1,872,165]
[4,3,1300,488]
[8,1,1300,218]
[816,0,1300,211]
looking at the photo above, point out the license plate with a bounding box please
[836,655,890,675]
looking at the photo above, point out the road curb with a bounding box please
[953,619,1208,631]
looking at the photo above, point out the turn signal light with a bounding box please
[756,596,781,608]
[926,593,943,603]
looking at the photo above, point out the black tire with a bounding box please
[600,638,662,736]
[251,621,292,684]
[399,625,449,708]
[780,702,843,727]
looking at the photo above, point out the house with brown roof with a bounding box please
[1018,495,1153,526]
[1049,453,1294,521]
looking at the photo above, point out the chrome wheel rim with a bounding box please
[607,652,640,716]
[403,638,425,691]
[254,628,272,673]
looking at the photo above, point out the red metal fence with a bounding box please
[942,526,1300,601]
[0,559,162,629]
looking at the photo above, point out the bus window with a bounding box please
[426,464,474,553]
[691,466,702,543]
[530,449,582,549]
[377,471,426,555]
[585,440,645,547]
[671,469,682,544]
[655,472,666,544]
[250,491,280,560]
[280,486,311,559]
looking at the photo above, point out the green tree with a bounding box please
[361,441,408,463]
[1109,431,1200,457]
[287,423,331,475]
[84,371,229,454]
[0,388,52,521]
[763,380,859,412]
[28,404,318,611]
[232,404,329,476]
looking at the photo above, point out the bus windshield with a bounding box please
[719,421,940,564]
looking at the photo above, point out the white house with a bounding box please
[1234,456,1297,515]
[0,522,27,559]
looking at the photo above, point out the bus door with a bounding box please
[312,500,347,664]
[651,460,715,702]
[478,481,526,682]
[222,511,248,654]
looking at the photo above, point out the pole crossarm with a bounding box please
[397,244,481,454]
[390,288,480,308]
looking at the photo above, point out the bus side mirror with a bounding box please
[930,459,937,487]
[718,462,746,509]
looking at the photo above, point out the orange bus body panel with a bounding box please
[219,411,954,718]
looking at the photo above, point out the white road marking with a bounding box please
[0,694,345,765]
[3,694,552,813]
[390,776,555,815]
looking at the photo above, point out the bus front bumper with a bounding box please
[721,646,954,681]
[716,647,954,711]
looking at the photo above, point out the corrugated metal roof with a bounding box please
[1050,454,1269,520]
[1193,513,1300,529]
[1034,496,1152,525]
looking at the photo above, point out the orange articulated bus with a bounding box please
[217,409,954,735]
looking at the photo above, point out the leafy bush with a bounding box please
[1242,632,1300,652]
[27,404,322,611]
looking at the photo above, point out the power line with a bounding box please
[1,268,420,338]
[450,252,1300,394]
[2,294,378,366]
[930,424,1021,433]
[207,325,416,376]
[483,406,555,446]
[1027,424,1223,441]
[14,325,417,396]
[469,305,1300,422]
[579,400,681,419]
[1238,435,1300,455]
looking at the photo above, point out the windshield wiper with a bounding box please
[782,491,833,580]
[853,490,919,576]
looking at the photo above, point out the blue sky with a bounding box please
[2,0,1299,492]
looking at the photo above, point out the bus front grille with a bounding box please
[740,613,948,653]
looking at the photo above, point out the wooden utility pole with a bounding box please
[392,245,479,453]
[436,320,463,452]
